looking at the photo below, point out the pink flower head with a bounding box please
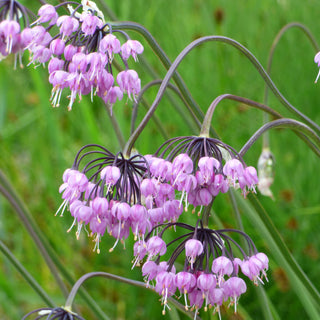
[37,4,58,26]
[80,13,103,36]
[111,201,131,221]
[57,16,79,38]
[133,240,148,265]
[188,288,204,311]
[48,57,64,74]
[239,166,259,194]
[20,28,33,47]
[155,271,177,314]
[149,157,172,181]
[197,273,217,311]
[74,203,93,224]
[175,271,197,294]
[208,287,225,316]
[197,156,220,185]
[146,236,167,259]
[100,166,121,185]
[130,204,148,239]
[103,86,123,114]
[185,239,203,269]
[116,70,141,101]
[0,20,20,53]
[59,170,88,204]
[25,26,47,48]
[49,70,69,107]
[222,277,247,312]
[99,33,121,59]
[172,153,193,180]
[64,44,78,61]
[223,158,244,187]
[197,187,213,206]
[211,256,233,285]
[140,178,157,197]
[91,197,109,217]
[162,200,183,222]
[208,173,229,196]
[142,260,159,285]
[121,39,144,61]
[241,253,269,284]
[29,45,51,64]
[86,52,108,82]
[148,207,165,225]
[90,215,108,236]
[50,38,65,56]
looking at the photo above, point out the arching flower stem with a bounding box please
[64,272,199,319]
[239,118,320,157]
[123,33,320,156]
[263,22,319,150]
[131,79,198,135]
[110,21,204,123]
[200,94,282,137]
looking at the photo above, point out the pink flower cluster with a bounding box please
[146,153,258,213]
[0,2,143,111]
[135,227,269,319]
[56,137,259,254]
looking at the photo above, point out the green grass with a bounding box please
[1,0,320,319]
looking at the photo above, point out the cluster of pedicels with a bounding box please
[0,0,143,111]
[137,220,268,319]
[56,136,263,317]
[56,136,259,253]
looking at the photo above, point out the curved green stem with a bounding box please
[264,22,319,106]
[104,103,125,150]
[111,21,204,122]
[201,199,215,228]
[64,272,199,319]
[239,118,320,157]
[111,27,320,137]
[0,240,55,308]
[200,94,282,136]
[263,22,320,149]
[123,35,320,155]
[131,79,199,135]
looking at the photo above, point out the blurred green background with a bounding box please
[1,0,320,319]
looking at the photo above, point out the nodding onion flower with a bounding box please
[0,1,143,110]
[56,134,259,253]
[136,220,268,319]
[0,0,31,67]
[56,144,152,253]
[149,135,259,212]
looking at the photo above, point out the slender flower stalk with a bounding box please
[200,94,282,138]
[122,33,320,157]
[23,271,198,320]
[239,118,320,157]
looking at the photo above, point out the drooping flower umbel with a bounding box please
[136,220,269,319]
[57,133,259,254]
[55,133,262,319]
[0,0,143,111]
[150,135,259,211]
[0,0,31,67]
[56,144,153,253]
